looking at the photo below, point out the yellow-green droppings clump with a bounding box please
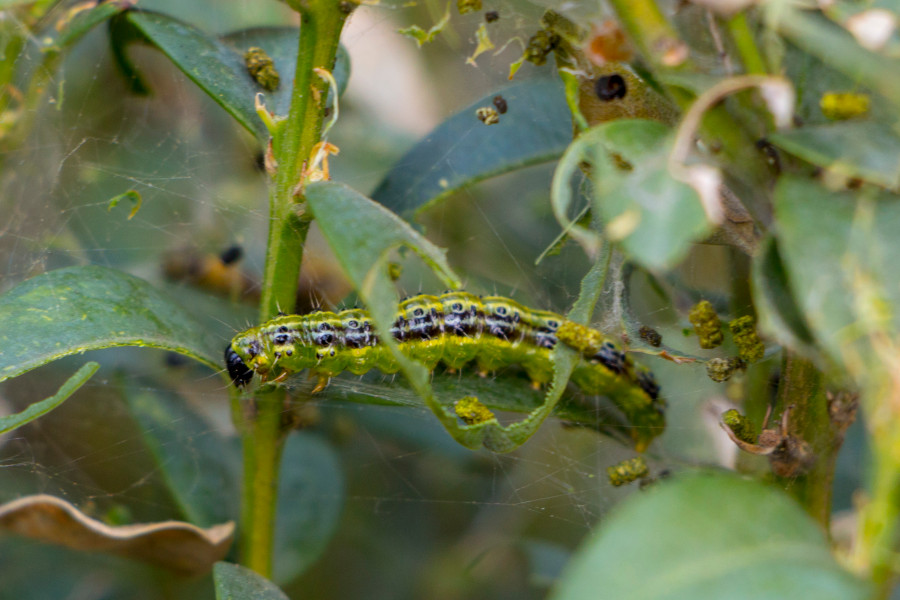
[689,300,723,349]
[705,357,745,383]
[456,0,481,14]
[730,316,764,363]
[556,321,606,355]
[607,456,649,487]
[245,47,280,91]
[454,396,495,425]
[820,92,869,120]
[524,29,559,66]
[722,409,757,444]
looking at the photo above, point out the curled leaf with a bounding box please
[0,494,234,575]
[466,23,494,66]
[398,2,450,47]
[0,362,99,435]
[106,189,142,220]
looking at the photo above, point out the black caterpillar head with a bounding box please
[225,344,254,387]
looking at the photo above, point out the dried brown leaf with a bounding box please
[0,494,234,575]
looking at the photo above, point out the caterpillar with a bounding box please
[226,292,665,442]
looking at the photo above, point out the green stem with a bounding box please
[239,0,352,577]
[774,354,840,527]
[864,443,900,598]
[726,12,767,75]
[854,387,900,598]
[606,0,685,77]
[239,387,287,576]
[260,0,351,321]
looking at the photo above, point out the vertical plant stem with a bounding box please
[726,12,767,75]
[240,387,287,576]
[260,1,350,322]
[853,381,900,598]
[863,440,900,598]
[774,354,838,526]
[239,0,352,577]
[606,0,684,76]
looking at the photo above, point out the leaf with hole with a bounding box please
[0,362,99,434]
[553,120,710,270]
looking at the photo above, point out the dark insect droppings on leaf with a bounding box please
[253,150,265,172]
[165,352,188,367]
[639,325,662,347]
[595,74,627,101]
[755,138,781,174]
[485,10,499,22]
[219,244,243,265]
[492,95,508,114]
[457,0,481,14]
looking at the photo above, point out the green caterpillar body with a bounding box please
[225,292,664,446]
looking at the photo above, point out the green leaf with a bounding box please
[769,121,900,190]
[751,236,819,359]
[0,265,221,383]
[123,381,239,527]
[214,562,289,600]
[273,432,344,585]
[370,79,571,217]
[554,120,710,271]
[109,10,350,141]
[551,470,871,600]
[774,176,900,387]
[306,181,460,291]
[49,0,131,50]
[0,362,99,434]
[222,26,350,118]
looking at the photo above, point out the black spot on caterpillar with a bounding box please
[595,73,627,101]
[226,292,664,443]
